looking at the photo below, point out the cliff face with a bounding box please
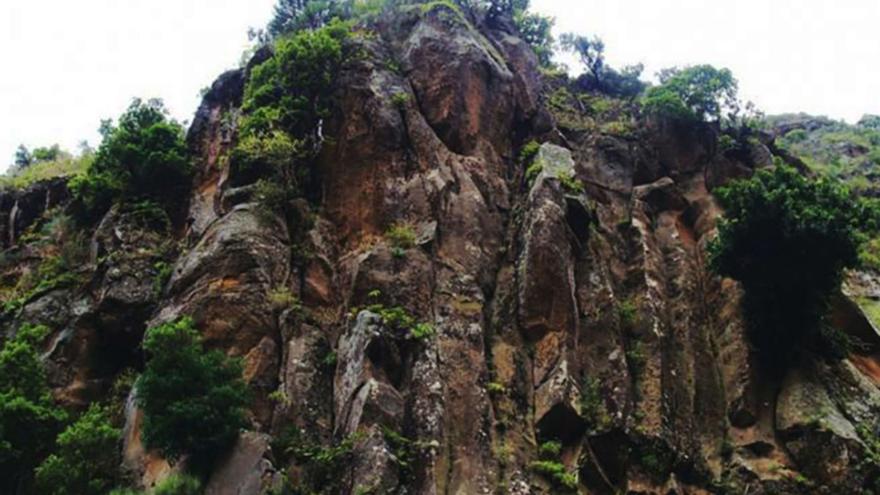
[4,5,880,495]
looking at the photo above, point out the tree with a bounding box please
[559,33,646,97]
[709,165,879,368]
[560,33,605,87]
[268,0,347,36]
[643,65,738,122]
[513,8,555,67]
[0,324,67,493]
[858,114,880,130]
[34,404,121,495]
[487,0,528,19]
[233,20,349,204]
[32,144,62,162]
[14,145,32,169]
[599,63,646,98]
[70,98,192,221]
[108,474,201,495]
[137,317,249,469]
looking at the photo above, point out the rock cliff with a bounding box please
[3,4,880,494]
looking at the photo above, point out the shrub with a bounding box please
[519,140,541,164]
[642,65,738,123]
[0,148,91,189]
[232,20,350,220]
[268,285,301,312]
[538,440,562,459]
[642,86,693,121]
[558,170,584,194]
[391,91,410,108]
[0,324,67,492]
[271,426,361,492]
[525,160,543,184]
[529,460,577,491]
[229,132,303,188]
[152,261,173,298]
[386,222,417,250]
[512,6,555,67]
[241,21,349,140]
[71,98,192,222]
[153,474,202,495]
[580,376,609,429]
[34,404,121,495]
[137,317,249,468]
[268,0,349,36]
[409,322,435,340]
[108,474,202,495]
[709,165,879,367]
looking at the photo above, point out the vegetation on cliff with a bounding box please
[137,317,249,469]
[3,0,880,493]
[34,405,121,495]
[0,324,67,493]
[70,98,192,222]
[710,165,880,367]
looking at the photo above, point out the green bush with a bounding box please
[519,140,540,164]
[709,165,879,367]
[34,404,121,495]
[386,222,417,250]
[271,426,361,493]
[529,460,577,491]
[137,317,249,469]
[229,132,303,188]
[558,170,584,194]
[642,65,738,123]
[232,20,350,222]
[642,86,693,121]
[2,212,89,314]
[268,0,349,36]
[0,148,91,189]
[0,324,67,492]
[153,474,202,495]
[241,21,348,140]
[71,98,192,222]
[108,474,201,495]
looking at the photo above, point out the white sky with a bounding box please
[2,0,880,168]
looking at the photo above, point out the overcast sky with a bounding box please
[2,0,880,169]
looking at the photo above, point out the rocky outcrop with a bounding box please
[3,5,880,495]
[0,177,69,248]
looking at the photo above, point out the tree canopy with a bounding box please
[0,324,67,493]
[643,65,738,122]
[137,317,249,469]
[34,405,121,495]
[709,165,880,367]
[268,0,349,36]
[70,98,192,222]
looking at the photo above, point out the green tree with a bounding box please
[34,404,121,495]
[233,19,349,211]
[513,8,554,67]
[108,474,201,495]
[487,0,529,18]
[858,114,880,130]
[559,33,645,97]
[560,33,605,87]
[709,165,879,368]
[32,144,62,163]
[643,65,738,122]
[0,324,67,493]
[137,317,249,469]
[268,0,348,35]
[70,98,192,221]
[14,144,32,169]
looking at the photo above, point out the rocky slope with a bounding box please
[3,4,880,494]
